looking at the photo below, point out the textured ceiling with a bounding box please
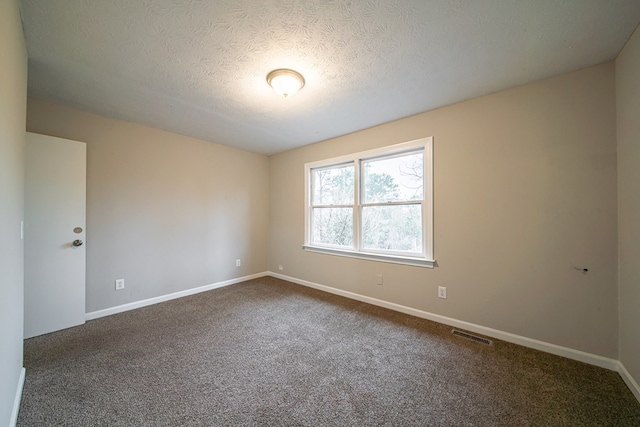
[19,0,640,155]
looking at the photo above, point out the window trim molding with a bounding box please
[304,137,434,268]
[302,245,435,268]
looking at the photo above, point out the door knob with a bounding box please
[72,239,84,247]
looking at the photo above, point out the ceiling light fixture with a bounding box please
[266,69,305,98]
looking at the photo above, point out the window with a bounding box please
[304,137,433,267]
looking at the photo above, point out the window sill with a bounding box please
[302,245,435,268]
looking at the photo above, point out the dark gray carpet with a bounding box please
[18,277,640,426]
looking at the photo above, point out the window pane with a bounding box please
[363,152,423,203]
[312,207,353,247]
[362,205,422,253]
[312,164,354,205]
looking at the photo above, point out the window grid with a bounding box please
[305,137,434,267]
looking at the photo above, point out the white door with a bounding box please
[24,132,86,339]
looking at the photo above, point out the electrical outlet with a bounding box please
[376,274,383,286]
[438,286,447,299]
[115,279,125,290]
[236,259,241,267]
[278,265,283,271]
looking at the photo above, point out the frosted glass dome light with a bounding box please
[267,69,305,98]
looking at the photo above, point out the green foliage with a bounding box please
[364,167,399,203]
[312,166,354,246]
[312,158,423,253]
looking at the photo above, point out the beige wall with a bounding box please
[617,25,640,387]
[27,99,269,313]
[269,63,618,358]
[0,0,27,424]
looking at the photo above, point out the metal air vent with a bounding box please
[452,329,493,346]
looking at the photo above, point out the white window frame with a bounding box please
[304,137,434,268]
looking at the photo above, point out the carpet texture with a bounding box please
[18,277,640,426]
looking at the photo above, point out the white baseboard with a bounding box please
[618,362,640,402]
[268,271,620,372]
[10,367,25,427]
[86,272,269,321]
